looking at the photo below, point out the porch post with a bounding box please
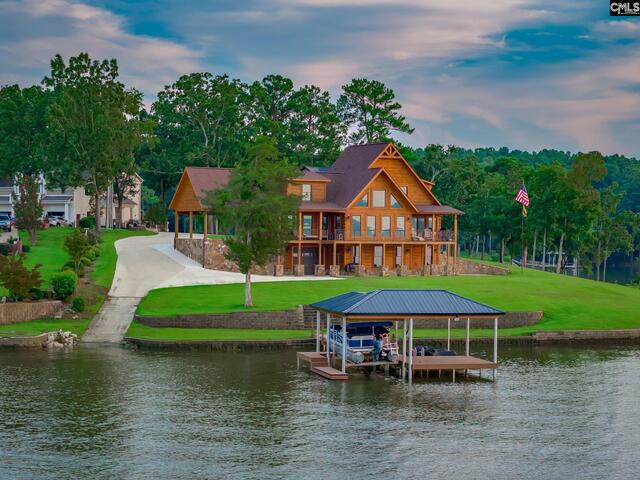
[332,242,337,265]
[202,212,208,268]
[341,315,347,373]
[493,316,498,381]
[297,211,302,273]
[316,310,321,352]
[454,214,458,272]
[189,211,193,239]
[447,318,451,350]
[174,211,179,240]
[465,317,470,356]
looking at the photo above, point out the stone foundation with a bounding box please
[329,265,340,277]
[314,265,325,276]
[293,265,305,276]
[176,238,278,275]
[354,264,366,276]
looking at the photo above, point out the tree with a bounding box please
[43,53,145,234]
[114,169,139,228]
[208,137,299,307]
[337,78,413,144]
[12,175,43,244]
[413,144,457,183]
[287,85,345,166]
[0,85,50,244]
[0,254,42,300]
[64,229,91,276]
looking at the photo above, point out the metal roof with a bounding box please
[310,289,505,318]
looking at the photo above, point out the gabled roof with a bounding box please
[324,143,388,208]
[311,289,505,318]
[297,170,330,182]
[185,167,232,204]
[416,205,464,215]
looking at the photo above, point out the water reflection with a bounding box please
[1,344,639,479]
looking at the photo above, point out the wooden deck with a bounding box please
[297,351,328,367]
[403,355,497,371]
[311,366,349,380]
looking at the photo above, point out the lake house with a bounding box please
[169,142,462,276]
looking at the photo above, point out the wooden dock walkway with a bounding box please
[407,355,497,371]
[297,351,350,380]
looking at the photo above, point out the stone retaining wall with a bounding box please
[135,305,311,330]
[136,307,541,331]
[0,301,63,325]
[0,333,48,348]
[454,258,509,275]
[175,238,276,275]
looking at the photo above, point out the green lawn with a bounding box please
[0,318,90,337]
[1,227,156,338]
[136,265,640,337]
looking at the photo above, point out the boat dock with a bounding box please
[297,352,349,380]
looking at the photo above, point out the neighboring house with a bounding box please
[169,142,462,276]
[0,174,143,227]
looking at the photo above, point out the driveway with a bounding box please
[82,233,337,343]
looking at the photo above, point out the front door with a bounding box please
[301,247,317,275]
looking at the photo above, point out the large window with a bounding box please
[396,216,405,238]
[372,190,385,208]
[395,246,402,266]
[303,215,313,237]
[301,184,312,201]
[389,194,401,208]
[366,216,376,237]
[374,245,383,267]
[352,245,360,264]
[351,215,361,237]
[356,193,368,207]
[381,216,391,237]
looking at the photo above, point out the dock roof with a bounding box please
[310,289,505,319]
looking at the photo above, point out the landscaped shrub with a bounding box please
[64,229,91,275]
[71,297,85,313]
[79,216,96,229]
[86,230,101,246]
[0,254,42,300]
[50,271,77,300]
[29,287,46,300]
[22,244,31,253]
[0,244,10,256]
[80,256,92,267]
[63,260,75,271]
[84,248,97,261]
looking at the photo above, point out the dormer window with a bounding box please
[301,184,311,201]
[373,190,385,208]
[390,194,401,208]
[356,193,368,207]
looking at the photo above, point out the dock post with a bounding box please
[401,319,407,381]
[326,313,331,367]
[447,318,451,350]
[316,311,321,353]
[465,317,470,356]
[492,316,498,381]
[341,315,347,373]
[408,318,414,384]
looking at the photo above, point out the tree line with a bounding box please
[1,52,639,285]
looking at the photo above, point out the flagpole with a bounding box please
[521,206,525,273]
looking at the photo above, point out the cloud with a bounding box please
[0,0,202,101]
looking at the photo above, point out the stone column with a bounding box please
[293,264,304,276]
[329,265,340,277]
[314,265,326,276]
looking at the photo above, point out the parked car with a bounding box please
[47,216,69,227]
[0,214,11,232]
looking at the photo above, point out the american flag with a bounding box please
[515,184,530,208]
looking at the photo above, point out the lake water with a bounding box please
[1,345,639,479]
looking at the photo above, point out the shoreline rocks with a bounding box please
[44,330,78,350]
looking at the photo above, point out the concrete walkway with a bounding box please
[82,232,337,343]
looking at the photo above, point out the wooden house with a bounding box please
[169,142,462,276]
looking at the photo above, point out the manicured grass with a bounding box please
[0,318,90,337]
[126,323,312,341]
[1,227,156,338]
[91,229,156,288]
[19,227,72,288]
[137,264,640,334]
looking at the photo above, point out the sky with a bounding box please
[1,0,639,157]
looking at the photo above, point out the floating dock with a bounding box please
[297,352,349,380]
